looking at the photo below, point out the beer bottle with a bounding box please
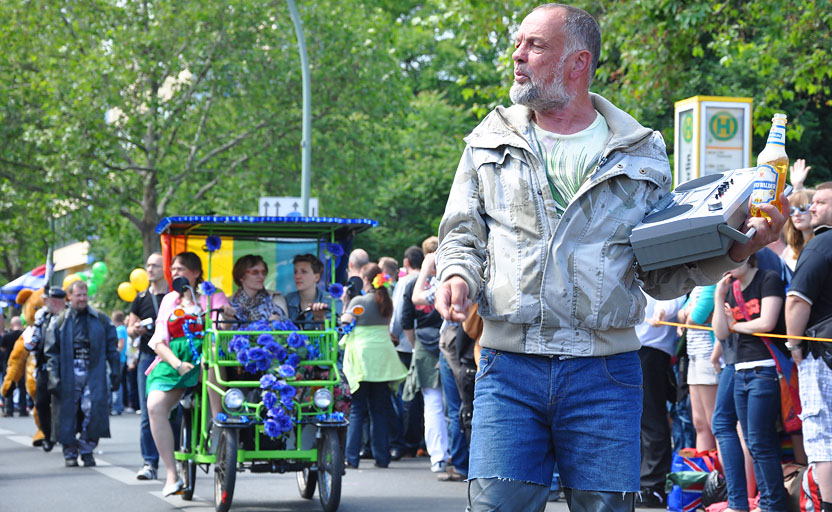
[749,113,789,218]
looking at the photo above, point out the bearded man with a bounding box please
[434,4,787,511]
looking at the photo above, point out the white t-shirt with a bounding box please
[529,111,609,213]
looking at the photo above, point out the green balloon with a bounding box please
[92,261,109,279]
[91,272,105,286]
[78,273,90,282]
[87,281,98,295]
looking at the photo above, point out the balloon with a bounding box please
[78,272,90,282]
[117,282,138,302]
[91,271,105,286]
[130,268,149,292]
[63,274,81,289]
[92,261,109,279]
[87,281,98,296]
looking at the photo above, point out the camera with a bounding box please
[139,317,154,330]
[344,276,364,298]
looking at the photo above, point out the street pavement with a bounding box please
[0,412,570,511]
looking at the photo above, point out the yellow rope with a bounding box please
[655,320,832,343]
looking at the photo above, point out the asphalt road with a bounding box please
[0,412,571,511]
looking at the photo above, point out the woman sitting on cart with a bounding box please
[145,251,230,496]
[221,254,289,327]
[286,253,339,327]
[339,263,408,469]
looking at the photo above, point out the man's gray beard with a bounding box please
[509,61,573,112]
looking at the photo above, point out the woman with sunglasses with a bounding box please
[144,251,230,496]
[782,189,815,270]
[222,254,288,327]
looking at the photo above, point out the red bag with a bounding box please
[800,464,823,512]
[732,280,802,433]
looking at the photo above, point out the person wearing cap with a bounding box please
[23,287,67,452]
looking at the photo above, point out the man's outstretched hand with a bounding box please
[435,275,472,323]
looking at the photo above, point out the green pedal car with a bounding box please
[156,215,376,512]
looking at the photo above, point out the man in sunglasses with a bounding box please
[786,182,832,512]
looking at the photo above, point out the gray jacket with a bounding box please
[437,94,739,357]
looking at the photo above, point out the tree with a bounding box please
[0,0,408,262]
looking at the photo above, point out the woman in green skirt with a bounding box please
[144,252,229,496]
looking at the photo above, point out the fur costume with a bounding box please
[1,288,46,445]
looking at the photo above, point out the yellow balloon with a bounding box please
[117,282,138,302]
[62,274,81,289]
[129,268,149,292]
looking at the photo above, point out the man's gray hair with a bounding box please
[533,3,601,87]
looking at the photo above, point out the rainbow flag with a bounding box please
[163,235,320,297]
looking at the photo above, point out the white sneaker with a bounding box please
[136,464,157,480]
[430,460,447,473]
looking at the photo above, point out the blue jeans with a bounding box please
[137,351,159,468]
[734,366,787,511]
[346,381,394,467]
[469,349,642,491]
[712,365,748,510]
[440,352,469,474]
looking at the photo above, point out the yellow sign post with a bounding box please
[673,96,753,187]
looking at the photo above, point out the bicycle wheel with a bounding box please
[177,406,197,501]
[214,429,237,512]
[297,466,318,499]
[317,428,343,512]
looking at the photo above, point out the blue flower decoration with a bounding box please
[248,347,269,362]
[200,281,217,296]
[281,395,295,409]
[277,364,296,378]
[328,282,344,299]
[256,333,274,346]
[306,344,320,360]
[280,384,297,399]
[264,418,281,437]
[286,353,301,368]
[274,414,293,433]
[229,335,250,353]
[260,374,277,390]
[326,243,344,257]
[205,235,222,253]
[248,320,269,332]
[263,391,278,409]
[287,332,306,349]
[236,350,249,366]
[255,357,271,372]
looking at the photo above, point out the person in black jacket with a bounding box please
[45,280,120,468]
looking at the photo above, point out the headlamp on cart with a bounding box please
[313,388,333,409]
[223,388,245,411]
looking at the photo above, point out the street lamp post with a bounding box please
[286,0,312,216]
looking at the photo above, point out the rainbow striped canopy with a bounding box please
[155,215,377,297]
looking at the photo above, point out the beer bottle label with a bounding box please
[750,164,778,206]
[766,125,786,146]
